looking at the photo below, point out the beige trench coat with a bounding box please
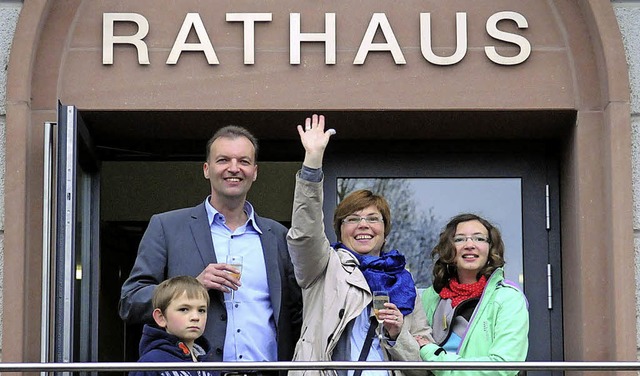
[287,174,433,376]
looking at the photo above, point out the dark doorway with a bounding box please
[53,108,571,374]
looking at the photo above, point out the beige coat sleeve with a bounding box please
[286,173,333,289]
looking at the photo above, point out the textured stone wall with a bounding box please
[0,0,22,361]
[612,0,640,359]
[0,0,637,365]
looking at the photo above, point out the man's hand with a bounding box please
[196,263,242,292]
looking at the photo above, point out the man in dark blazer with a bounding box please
[119,125,302,367]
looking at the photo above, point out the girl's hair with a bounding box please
[333,189,391,241]
[431,213,505,292]
[152,275,210,314]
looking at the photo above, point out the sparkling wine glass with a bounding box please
[225,255,243,303]
[372,290,389,340]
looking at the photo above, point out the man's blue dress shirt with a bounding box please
[205,198,278,362]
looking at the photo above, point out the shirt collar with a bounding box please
[204,196,262,234]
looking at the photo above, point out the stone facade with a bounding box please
[0,0,639,365]
[613,1,640,357]
[0,0,22,361]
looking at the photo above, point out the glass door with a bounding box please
[335,177,523,288]
[323,141,563,374]
[47,103,101,372]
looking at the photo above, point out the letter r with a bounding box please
[103,13,150,65]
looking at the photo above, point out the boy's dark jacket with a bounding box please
[129,324,218,376]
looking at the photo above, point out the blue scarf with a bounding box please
[332,242,416,315]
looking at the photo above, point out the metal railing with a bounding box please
[1,361,640,373]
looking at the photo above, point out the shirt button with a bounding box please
[237,329,241,333]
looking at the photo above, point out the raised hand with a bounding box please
[297,114,336,169]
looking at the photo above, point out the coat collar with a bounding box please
[336,248,371,293]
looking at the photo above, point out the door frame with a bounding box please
[50,104,101,365]
[322,140,563,365]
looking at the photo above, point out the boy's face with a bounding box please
[153,291,208,347]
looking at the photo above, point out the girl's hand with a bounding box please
[415,335,433,347]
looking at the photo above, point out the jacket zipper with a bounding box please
[455,270,498,353]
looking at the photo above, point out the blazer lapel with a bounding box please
[256,215,283,325]
[189,203,223,303]
[190,203,217,263]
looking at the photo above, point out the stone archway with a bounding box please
[4,0,634,367]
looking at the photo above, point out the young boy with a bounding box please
[130,275,217,376]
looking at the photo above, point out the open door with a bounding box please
[323,141,563,375]
[40,109,563,375]
[43,103,101,371]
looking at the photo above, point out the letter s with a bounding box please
[485,11,531,65]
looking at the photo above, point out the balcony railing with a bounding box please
[1,361,640,373]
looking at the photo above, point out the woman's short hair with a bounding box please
[152,275,210,314]
[333,189,391,241]
[431,213,505,292]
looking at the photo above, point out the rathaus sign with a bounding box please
[103,11,531,67]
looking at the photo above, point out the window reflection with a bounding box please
[337,178,523,289]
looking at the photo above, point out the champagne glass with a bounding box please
[372,290,389,340]
[225,255,243,303]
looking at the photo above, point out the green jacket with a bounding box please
[419,268,529,376]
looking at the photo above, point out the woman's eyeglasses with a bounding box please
[342,215,383,225]
[453,235,490,244]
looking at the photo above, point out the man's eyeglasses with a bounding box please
[342,215,384,225]
[453,235,490,244]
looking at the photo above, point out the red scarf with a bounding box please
[439,275,488,308]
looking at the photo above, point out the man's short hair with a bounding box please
[152,275,210,314]
[205,125,259,162]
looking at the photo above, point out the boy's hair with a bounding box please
[152,276,210,314]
